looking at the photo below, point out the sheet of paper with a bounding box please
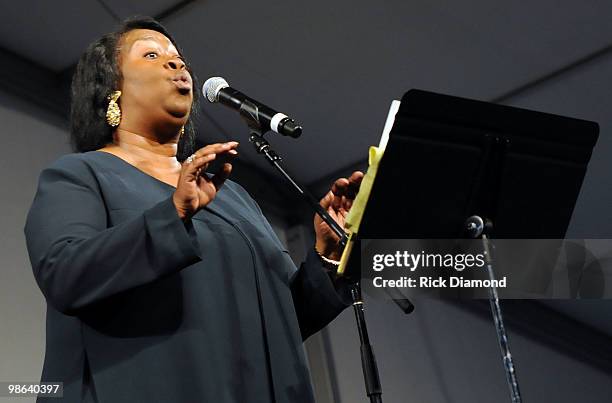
[338,100,400,275]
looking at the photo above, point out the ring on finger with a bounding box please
[186,154,196,164]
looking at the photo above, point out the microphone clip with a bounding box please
[239,99,263,134]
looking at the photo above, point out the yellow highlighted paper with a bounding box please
[338,100,400,275]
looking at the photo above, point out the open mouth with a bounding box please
[172,74,192,94]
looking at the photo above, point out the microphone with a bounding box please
[203,77,302,138]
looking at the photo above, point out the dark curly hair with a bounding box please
[70,16,197,161]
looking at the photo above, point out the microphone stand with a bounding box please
[465,216,522,403]
[238,101,383,403]
[248,132,347,247]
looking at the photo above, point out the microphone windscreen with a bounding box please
[203,77,229,103]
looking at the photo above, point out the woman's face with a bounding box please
[117,29,193,133]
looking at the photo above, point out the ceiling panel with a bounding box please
[504,49,612,239]
[0,1,116,71]
[103,0,184,20]
[0,0,192,71]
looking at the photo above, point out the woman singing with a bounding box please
[24,16,362,403]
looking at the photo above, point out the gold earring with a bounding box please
[180,126,185,136]
[106,91,122,127]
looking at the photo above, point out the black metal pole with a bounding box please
[481,234,522,403]
[350,284,383,403]
[466,216,522,403]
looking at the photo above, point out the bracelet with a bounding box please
[314,246,341,267]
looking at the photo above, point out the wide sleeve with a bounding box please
[23,155,202,316]
[290,248,353,340]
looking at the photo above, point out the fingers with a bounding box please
[331,178,349,210]
[183,142,239,180]
[183,153,216,180]
[192,142,239,159]
[319,190,334,210]
[330,172,364,197]
[319,178,350,212]
[210,147,238,190]
[322,171,364,212]
[345,196,354,211]
[346,171,364,198]
[349,170,364,184]
[211,162,233,190]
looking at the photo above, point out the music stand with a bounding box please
[355,89,599,402]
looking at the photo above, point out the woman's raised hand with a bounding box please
[172,141,239,220]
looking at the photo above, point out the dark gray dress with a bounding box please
[24,151,351,403]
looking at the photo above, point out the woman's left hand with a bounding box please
[314,171,364,261]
